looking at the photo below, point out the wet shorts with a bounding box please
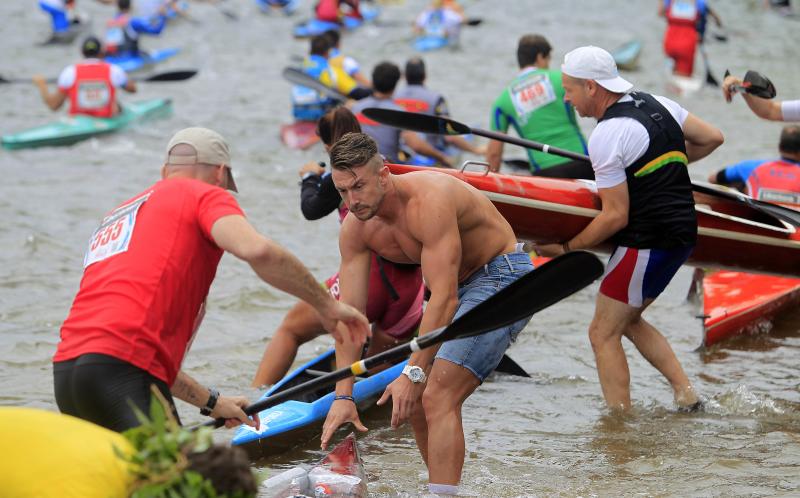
[600,245,693,308]
[326,253,424,340]
[435,250,534,382]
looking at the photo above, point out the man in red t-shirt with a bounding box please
[53,127,370,432]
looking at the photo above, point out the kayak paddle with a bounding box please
[724,69,777,99]
[0,69,198,85]
[361,107,800,228]
[282,66,348,102]
[200,251,603,429]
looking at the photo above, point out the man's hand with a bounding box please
[210,395,260,429]
[533,243,566,258]
[321,399,367,449]
[298,161,325,177]
[376,375,425,428]
[317,300,371,344]
[722,75,744,103]
[32,75,47,88]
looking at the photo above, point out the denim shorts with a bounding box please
[435,250,534,382]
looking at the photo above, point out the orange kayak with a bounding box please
[387,163,800,278]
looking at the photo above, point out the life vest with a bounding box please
[665,0,699,28]
[315,0,340,22]
[67,61,117,118]
[291,55,335,121]
[746,159,800,206]
[394,84,448,150]
[598,92,697,249]
[105,14,138,55]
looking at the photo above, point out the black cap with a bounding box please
[81,36,102,58]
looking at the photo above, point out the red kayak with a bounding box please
[387,163,800,278]
[280,121,320,150]
[701,270,800,347]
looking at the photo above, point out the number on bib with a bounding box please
[77,81,111,110]
[83,192,150,268]
[510,73,557,123]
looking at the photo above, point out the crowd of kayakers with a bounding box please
[6,0,800,497]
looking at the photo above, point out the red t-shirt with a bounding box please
[54,178,244,384]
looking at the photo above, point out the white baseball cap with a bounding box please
[561,46,633,94]
[166,127,237,192]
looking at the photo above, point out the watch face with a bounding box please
[408,366,423,382]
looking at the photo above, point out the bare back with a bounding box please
[342,171,518,282]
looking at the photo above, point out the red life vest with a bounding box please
[746,159,800,206]
[67,62,116,118]
[665,0,699,28]
[316,0,340,22]
[394,98,431,113]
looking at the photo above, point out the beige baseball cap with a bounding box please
[166,127,237,192]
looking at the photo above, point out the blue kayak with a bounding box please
[611,39,642,71]
[413,35,450,52]
[231,349,407,454]
[257,0,299,15]
[293,5,379,38]
[105,47,180,72]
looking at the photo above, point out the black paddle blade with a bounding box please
[465,17,483,26]
[361,108,470,135]
[743,70,777,99]
[143,70,198,82]
[419,251,603,347]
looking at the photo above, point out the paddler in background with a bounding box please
[723,73,800,122]
[38,0,76,36]
[104,0,168,59]
[394,57,486,165]
[351,61,452,166]
[413,0,464,44]
[658,0,707,78]
[53,127,370,433]
[324,29,371,89]
[536,45,724,412]
[320,132,535,496]
[315,0,362,24]
[708,125,800,205]
[486,34,590,178]
[33,36,137,118]
[253,107,424,387]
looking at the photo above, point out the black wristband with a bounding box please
[200,388,219,416]
[334,395,355,403]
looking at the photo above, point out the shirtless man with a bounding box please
[320,132,534,494]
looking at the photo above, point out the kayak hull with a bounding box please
[414,35,450,52]
[280,121,320,150]
[1,98,172,150]
[612,39,642,71]
[702,271,800,347]
[232,349,406,456]
[105,47,180,72]
[293,5,379,38]
[387,164,800,278]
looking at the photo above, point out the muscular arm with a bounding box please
[402,130,452,167]
[566,182,629,250]
[722,75,784,121]
[682,112,724,162]
[33,77,67,111]
[332,217,372,396]
[407,199,461,371]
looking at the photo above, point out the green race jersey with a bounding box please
[490,67,587,171]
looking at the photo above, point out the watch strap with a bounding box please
[200,388,219,416]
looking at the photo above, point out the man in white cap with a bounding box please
[535,46,724,412]
[53,127,370,432]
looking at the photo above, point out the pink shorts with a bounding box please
[325,253,424,340]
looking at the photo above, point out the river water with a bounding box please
[1,0,799,496]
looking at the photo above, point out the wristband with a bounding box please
[562,241,571,253]
[200,388,219,416]
[334,395,355,403]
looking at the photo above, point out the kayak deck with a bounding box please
[105,47,180,72]
[1,98,173,150]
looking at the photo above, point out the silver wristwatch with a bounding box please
[402,365,427,384]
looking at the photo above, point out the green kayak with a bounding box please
[2,98,172,150]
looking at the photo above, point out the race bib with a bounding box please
[758,189,800,205]
[105,26,125,47]
[77,81,111,110]
[83,192,150,268]
[510,73,556,123]
[669,0,698,20]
